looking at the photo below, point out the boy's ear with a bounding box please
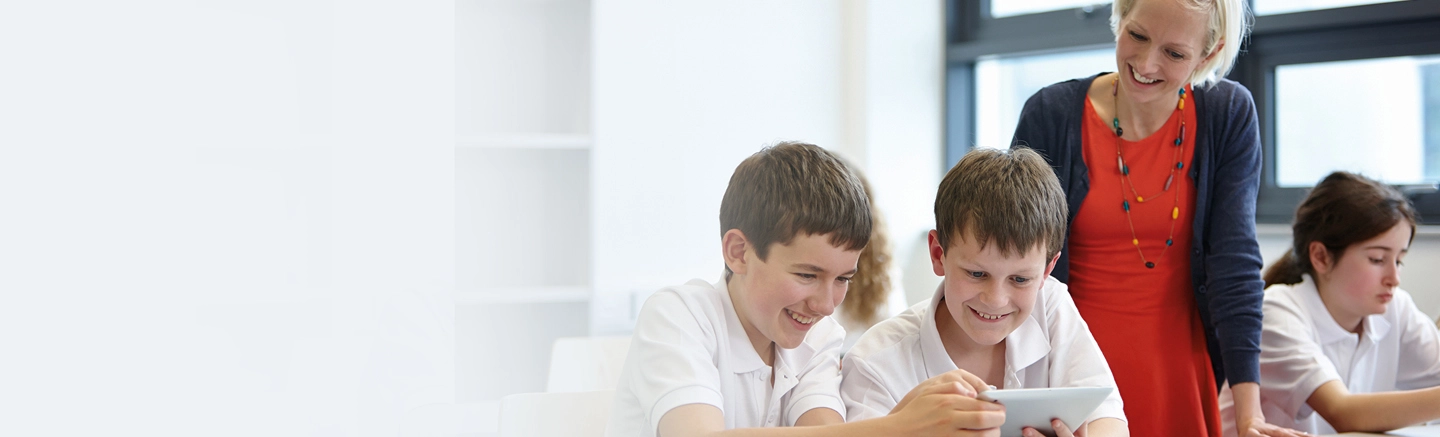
[927,230,946,277]
[1308,240,1333,277]
[1043,250,1061,278]
[722,229,751,275]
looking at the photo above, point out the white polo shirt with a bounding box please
[1217,275,1440,436]
[606,276,847,437]
[839,277,1125,423]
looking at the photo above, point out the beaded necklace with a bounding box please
[1111,77,1187,269]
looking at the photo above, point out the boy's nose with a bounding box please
[978,284,1008,308]
[809,284,841,316]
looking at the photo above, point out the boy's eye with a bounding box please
[966,270,986,279]
[1012,276,1031,284]
[837,276,853,283]
[795,273,817,279]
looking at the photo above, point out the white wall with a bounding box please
[589,1,848,334]
[590,0,946,334]
[1,2,455,436]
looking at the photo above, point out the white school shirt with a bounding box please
[839,277,1126,423]
[1217,275,1440,436]
[605,276,847,437]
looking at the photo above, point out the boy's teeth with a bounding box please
[788,309,816,325]
[974,308,1004,320]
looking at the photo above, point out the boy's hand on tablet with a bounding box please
[890,369,991,414]
[1023,418,1076,437]
[887,390,1005,437]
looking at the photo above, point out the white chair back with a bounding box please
[547,335,632,392]
[498,390,614,437]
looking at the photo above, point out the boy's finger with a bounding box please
[1052,418,1073,437]
[949,395,1005,411]
[954,409,1006,429]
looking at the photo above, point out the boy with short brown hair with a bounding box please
[841,147,1129,437]
[608,141,1003,437]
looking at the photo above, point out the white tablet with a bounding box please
[977,387,1113,437]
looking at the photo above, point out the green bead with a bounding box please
[1123,200,1130,211]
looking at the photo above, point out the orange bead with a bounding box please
[1132,238,1139,246]
[1137,196,1145,203]
[1172,207,1179,219]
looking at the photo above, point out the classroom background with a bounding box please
[464,0,1440,435]
[4,1,1436,436]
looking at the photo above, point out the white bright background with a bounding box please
[0,2,454,436]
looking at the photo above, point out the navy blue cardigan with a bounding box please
[1010,73,1265,389]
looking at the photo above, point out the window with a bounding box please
[990,0,1111,18]
[947,0,1440,223]
[1253,0,1405,16]
[1274,55,1440,188]
[974,48,1114,149]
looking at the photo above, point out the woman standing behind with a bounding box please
[1010,0,1302,435]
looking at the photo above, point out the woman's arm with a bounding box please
[1197,83,1287,437]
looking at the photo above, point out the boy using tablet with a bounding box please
[840,148,1128,437]
[607,142,1004,437]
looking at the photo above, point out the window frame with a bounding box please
[945,0,1440,224]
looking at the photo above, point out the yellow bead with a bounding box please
[1137,196,1144,203]
[1172,207,1179,219]
[1179,99,1185,110]
[1132,238,1139,246]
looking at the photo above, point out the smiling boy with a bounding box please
[607,142,1004,437]
[839,148,1129,437]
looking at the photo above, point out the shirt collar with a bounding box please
[1295,274,1392,345]
[919,281,1051,381]
[1006,280,1051,374]
[717,274,770,373]
[920,283,960,375]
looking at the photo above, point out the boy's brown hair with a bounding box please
[934,147,1067,259]
[720,141,872,277]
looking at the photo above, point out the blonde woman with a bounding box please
[1010,0,1303,435]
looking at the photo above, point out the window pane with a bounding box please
[1275,55,1440,187]
[975,48,1115,150]
[990,0,1111,18]
[1253,0,1405,16]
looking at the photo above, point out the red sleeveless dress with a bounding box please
[1069,93,1220,436]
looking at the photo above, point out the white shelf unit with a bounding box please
[456,0,592,405]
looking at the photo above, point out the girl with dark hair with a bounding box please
[1217,171,1440,435]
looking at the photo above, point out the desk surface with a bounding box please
[1323,425,1440,437]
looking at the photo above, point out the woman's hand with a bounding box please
[1233,382,1312,437]
[1237,418,1311,437]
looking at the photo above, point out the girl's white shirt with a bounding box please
[1218,274,1440,436]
